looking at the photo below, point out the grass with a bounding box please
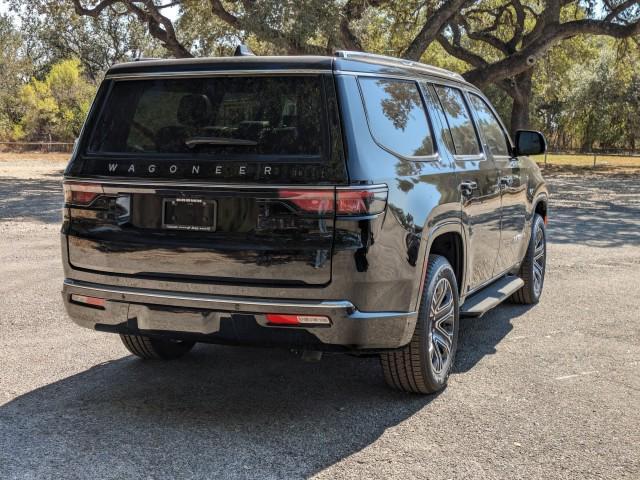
[532,153,640,168]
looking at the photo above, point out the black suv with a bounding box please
[61,51,548,394]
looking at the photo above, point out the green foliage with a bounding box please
[0,14,32,141]
[0,2,638,151]
[532,37,640,150]
[17,59,95,141]
[9,0,166,79]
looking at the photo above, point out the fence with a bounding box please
[534,151,640,168]
[0,141,75,153]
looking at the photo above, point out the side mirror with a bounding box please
[515,130,546,156]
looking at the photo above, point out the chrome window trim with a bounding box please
[452,154,487,162]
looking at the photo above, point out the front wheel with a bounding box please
[120,334,195,360]
[380,255,459,394]
[510,214,546,304]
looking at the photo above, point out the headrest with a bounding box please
[177,94,211,127]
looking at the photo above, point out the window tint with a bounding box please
[88,76,325,157]
[359,78,434,157]
[434,86,480,156]
[469,94,510,156]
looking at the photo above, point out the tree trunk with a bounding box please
[509,70,533,134]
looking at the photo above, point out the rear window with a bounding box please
[88,76,326,157]
[359,78,434,158]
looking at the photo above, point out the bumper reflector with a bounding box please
[266,313,331,326]
[71,294,106,309]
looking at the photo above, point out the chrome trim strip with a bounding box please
[105,69,331,80]
[63,279,354,311]
[63,178,388,192]
[62,279,417,320]
[335,184,388,191]
[453,154,486,162]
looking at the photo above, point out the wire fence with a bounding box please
[0,141,75,153]
[534,151,640,168]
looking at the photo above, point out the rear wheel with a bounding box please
[510,214,546,304]
[380,255,459,394]
[120,334,195,360]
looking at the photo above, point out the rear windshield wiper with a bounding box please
[185,136,258,148]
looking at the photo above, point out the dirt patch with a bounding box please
[539,163,640,176]
[0,152,70,163]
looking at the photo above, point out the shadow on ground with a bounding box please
[0,347,430,478]
[0,175,63,223]
[455,303,532,373]
[545,172,640,247]
[0,302,531,479]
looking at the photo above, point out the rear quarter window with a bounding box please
[358,77,434,158]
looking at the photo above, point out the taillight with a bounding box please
[63,182,104,206]
[336,186,387,215]
[278,186,387,216]
[278,189,334,213]
[266,313,331,326]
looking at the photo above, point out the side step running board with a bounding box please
[460,275,525,318]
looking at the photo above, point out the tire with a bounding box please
[510,214,546,304]
[120,333,195,360]
[380,255,459,394]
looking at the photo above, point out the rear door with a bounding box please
[467,92,527,274]
[431,84,502,291]
[64,74,346,286]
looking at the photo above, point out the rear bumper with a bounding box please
[62,279,417,350]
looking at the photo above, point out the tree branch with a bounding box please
[464,17,640,86]
[72,0,192,58]
[402,0,471,60]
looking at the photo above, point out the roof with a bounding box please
[105,51,468,85]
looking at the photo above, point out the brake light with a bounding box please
[337,190,374,214]
[278,186,387,215]
[64,182,104,206]
[266,313,331,326]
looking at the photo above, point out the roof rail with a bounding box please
[334,50,465,82]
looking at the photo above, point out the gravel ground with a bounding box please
[0,159,638,479]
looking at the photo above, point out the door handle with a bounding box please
[500,176,513,188]
[460,181,478,196]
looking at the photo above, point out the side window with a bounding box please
[433,85,480,156]
[359,77,434,158]
[469,94,510,156]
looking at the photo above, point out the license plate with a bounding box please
[162,198,217,231]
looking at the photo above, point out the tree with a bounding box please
[17,59,95,142]
[0,14,32,140]
[9,0,165,80]
[17,1,640,134]
[434,0,640,132]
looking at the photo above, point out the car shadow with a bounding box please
[0,299,533,478]
[0,346,439,478]
[454,303,534,373]
[0,176,63,223]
